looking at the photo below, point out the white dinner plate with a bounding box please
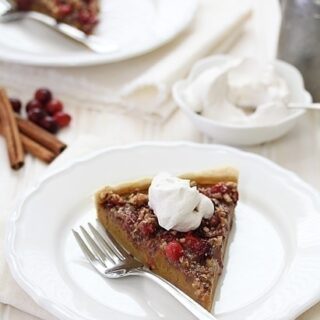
[0,0,197,66]
[6,142,320,320]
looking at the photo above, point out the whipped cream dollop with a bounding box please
[183,57,291,126]
[148,172,214,232]
[227,58,289,108]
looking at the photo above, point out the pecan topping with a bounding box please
[101,181,237,299]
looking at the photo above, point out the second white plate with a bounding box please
[6,142,320,320]
[0,0,197,66]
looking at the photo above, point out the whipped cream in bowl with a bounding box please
[173,55,312,146]
[227,58,289,109]
[148,172,214,232]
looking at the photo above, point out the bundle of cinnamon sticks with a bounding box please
[0,88,67,170]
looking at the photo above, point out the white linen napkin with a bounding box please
[0,0,251,120]
[120,0,251,118]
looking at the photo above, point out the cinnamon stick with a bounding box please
[0,88,24,169]
[16,116,67,155]
[20,134,56,163]
[0,123,56,164]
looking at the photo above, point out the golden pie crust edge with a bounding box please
[96,167,238,197]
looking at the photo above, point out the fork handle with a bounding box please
[135,268,218,320]
[1,11,117,54]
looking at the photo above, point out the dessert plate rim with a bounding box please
[5,141,320,320]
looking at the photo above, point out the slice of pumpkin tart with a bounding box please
[95,167,238,311]
[14,0,99,34]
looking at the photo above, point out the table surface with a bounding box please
[0,0,320,319]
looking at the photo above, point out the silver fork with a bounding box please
[0,0,118,53]
[73,222,218,320]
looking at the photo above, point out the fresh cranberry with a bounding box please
[35,88,52,104]
[165,241,183,262]
[57,4,73,17]
[46,99,63,115]
[39,116,59,134]
[9,98,22,113]
[53,112,71,128]
[27,108,46,124]
[26,99,43,112]
[211,183,228,194]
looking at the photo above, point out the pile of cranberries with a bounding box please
[10,88,72,134]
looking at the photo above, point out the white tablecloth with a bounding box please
[1,0,320,319]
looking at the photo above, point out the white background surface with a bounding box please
[1,0,320,319]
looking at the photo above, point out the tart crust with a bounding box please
[97,167,238,196]
[95,167,238,311]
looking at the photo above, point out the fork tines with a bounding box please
[73,222,126,268]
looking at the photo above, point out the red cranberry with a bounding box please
[211,183,228,194]
[57,4,73,17]
[35,88,52,104]
[184,234,210,259]
[185,234,202,251]
[77,9,92,24]
[27,108,46,124]
[46,99,63,115]
[53,112,71,128]
[26,99,43,112]
[39,116,59,134]
[9,98,22,113]
[165,241,183,262]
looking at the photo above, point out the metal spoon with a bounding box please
[0,0,118,54]
[287,103,320,110]
[239,102,320,113]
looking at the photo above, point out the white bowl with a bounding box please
[172,55,312,146]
